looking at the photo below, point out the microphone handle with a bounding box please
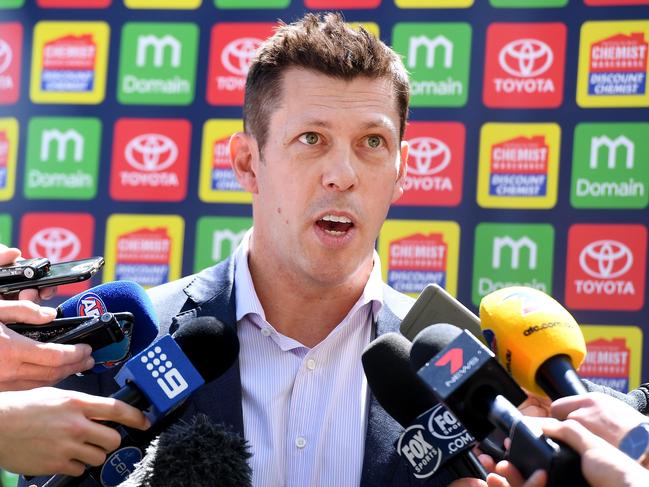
[536,355,588,400]
[446,451,487,480]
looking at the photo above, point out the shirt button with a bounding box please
[295,436,307,449]
[260,328,271,337]
[306,359,316,371]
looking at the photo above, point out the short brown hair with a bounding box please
[243,12,410,151]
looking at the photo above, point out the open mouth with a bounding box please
[315,214,354,236]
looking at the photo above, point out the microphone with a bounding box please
[116,414,251,487]
[411,323,588,487]
[479,286,587,399]
[57,281,160,373]
[362,333,486,481]
[39,316,239,487]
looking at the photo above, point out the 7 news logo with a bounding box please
[565,224,647,310]
[392,23,472,107]
[483,23,566,108]
[571,123,649,209]
[118,23,198,105]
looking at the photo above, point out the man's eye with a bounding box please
[299,132,321,145]
[366,135,383,148]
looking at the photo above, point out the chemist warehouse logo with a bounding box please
[488,136,549,197]
[483,23,566,108]
[588,32,648,96]
[110,118,190,202]
[565,224,647,310]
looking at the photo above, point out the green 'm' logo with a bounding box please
[194,216,252,272]
[0,214,11,246]
[472,223,554,306]
[117,23,198,106]
[24,117,101,200]
[215,0,289,7]
[0,0,24,8]
[571,123,649,209]
[392,23,471,107]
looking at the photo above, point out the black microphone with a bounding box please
[37,317,239,487]
[116,414,251,487]
[362,332,486,482]
[411,323,588,487]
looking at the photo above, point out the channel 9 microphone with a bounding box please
[362,333,486,483]
[479,286,588,399]
[117,414,252,487]
[411,324,588,487]
[57,281,160,373]
[37,316,240,487]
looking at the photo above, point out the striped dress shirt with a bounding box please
[233,234,384,487]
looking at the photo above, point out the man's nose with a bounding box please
[321,146,359,191]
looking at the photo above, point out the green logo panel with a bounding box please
[571,123,649,209]
[392,22,471,107]
[490,0,567,6]
[24,117,101,200]
[0,0,24,8]
[194,216,252,272]
[472,223,554,306]
[0,214,11,246]
[215,0,289,7]
[118,23,199,105]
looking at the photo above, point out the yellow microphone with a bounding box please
[479,286,587,399]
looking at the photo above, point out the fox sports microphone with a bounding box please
[362,333,486,483]
[117,414,251,487]
[39,316,239,487]
[479,286,587,399]
[57,281,160,373]
[411,324,587,487]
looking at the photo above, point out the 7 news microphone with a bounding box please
[362,333,487,483]
[37,316,240,487]
[411,323,589,486]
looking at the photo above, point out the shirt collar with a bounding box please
[233,228,384,324]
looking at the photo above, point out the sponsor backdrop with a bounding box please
[1,1,648,395]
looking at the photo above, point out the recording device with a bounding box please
[7,312,131,354]
[400,284,484,343]
[0,256,104,294]
[38,316,240,487]
[411,324,588,486]
[57,281,160,372]
[362,332,487,482]
[479,286,587,399]
[116,414,252,487]
[0,257,50,283]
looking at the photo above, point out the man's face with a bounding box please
[232,67,408,289]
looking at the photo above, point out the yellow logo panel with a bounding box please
[348,23,380,39]
[30,21,109,104]
[124,0,201,8]
[199,119,251,204]
[395,0,474,7]
[477,123,560,209]
[580,325,643,391]
[378,219,460,298]
[577,20,649,107]
[0,118,18,201]
[104,214,184,288]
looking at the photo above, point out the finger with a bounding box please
[79,421,123,453]
[18,339,93,368]
[448,479,488,487]
[82,397,151,431]
[551,396,589,420]
[541,419,607,454]
[486,473,510,487]
[478,453,497,473]
[0,247,21,266]
[17,288,41,303]
[0,300,56,324]
[524,470,547,487]
[39,286,58,300]
[0,379,54,391]
[49,459,87,478]
[495,460,526,487]
[13,358,95,384]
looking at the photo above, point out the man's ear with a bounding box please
[230,132,259,194]
[391,140,409,203]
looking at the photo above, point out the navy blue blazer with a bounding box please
[37,257,456,487]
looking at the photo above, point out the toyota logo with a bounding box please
[407,137,451,176]
[125,134,178,172]
[0,40,12,75]
[28,227,81,262]
[579,240,633,279]
[498,39,553,78]
[221,37,262,77]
